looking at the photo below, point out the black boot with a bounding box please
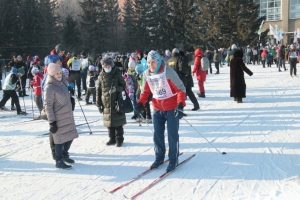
[191,106,200,111]
[198,93,205,98]
[23,90,29,96]
[115,126,124,147]
[106,138,116,145]
[62,153,75,164]
[56,159,72,169]
[107,128,116,145]
[18,92,23,97]
[236,98,243,103]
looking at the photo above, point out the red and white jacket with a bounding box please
[30,72,44,96]
[138,63,186,111]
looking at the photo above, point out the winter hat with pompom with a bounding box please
[47,63,62,76]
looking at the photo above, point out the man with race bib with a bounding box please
[67,52,82,100]
[136,50,186,173]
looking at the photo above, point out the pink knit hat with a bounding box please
[47,63,62,76]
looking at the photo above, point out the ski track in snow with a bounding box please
[1,63,300,199]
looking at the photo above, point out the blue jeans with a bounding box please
[153,109,179,164]
[132,93,138,116]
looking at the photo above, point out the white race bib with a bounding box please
[146,67,176,100]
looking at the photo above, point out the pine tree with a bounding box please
[150,0,173,52]
[80,0,108,55]
[37,0,58,55]
[122,0,138,51]
[134,0,151,51]
[18,0,44,55]
[168,0,195,50]
[62,15,81,52]
[194,0,268,49]
[104,0,122,51]
[0,0,18,57]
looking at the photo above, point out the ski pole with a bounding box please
[182,117,226,155]
[18,76,26,113]
[138,113,153,133]
[75,80,92,134]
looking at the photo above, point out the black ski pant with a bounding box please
[85,88,96,103]
[81,70,87,92]
[0,90,21,113]
[215,62,220,73]
[253,55,258,65]
[70,71,81,98]
[186,87,199,108]
[262,60,266,68]
[290,58,297,76]
[108,126,124,144]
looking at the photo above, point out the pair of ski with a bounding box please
[104,152,195,199]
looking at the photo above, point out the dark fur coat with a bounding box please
[230,50,253,98]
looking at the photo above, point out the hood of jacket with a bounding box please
[194,48,204,57]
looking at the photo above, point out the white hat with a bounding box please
[31,67,40,76]
[172,48,179,54]
[231,44,237,49]
[89,65,95,71]
[128,60,136,69]
[165,50,171,56]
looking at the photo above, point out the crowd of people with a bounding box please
[0,42,298,170]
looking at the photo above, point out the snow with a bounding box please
[1,62,300,199]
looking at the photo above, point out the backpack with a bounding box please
[200,57,210,71]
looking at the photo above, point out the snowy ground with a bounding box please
[1,62,300,200]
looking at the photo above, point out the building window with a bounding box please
[290,0,300,19]
[254,0,281,21]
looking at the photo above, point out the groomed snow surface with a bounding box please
[1,63,300,200]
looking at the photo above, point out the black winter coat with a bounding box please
[96,67,126,127]
[167,53,188,87]
[230,57,253,98]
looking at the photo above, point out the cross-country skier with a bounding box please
[136,50,186,172]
